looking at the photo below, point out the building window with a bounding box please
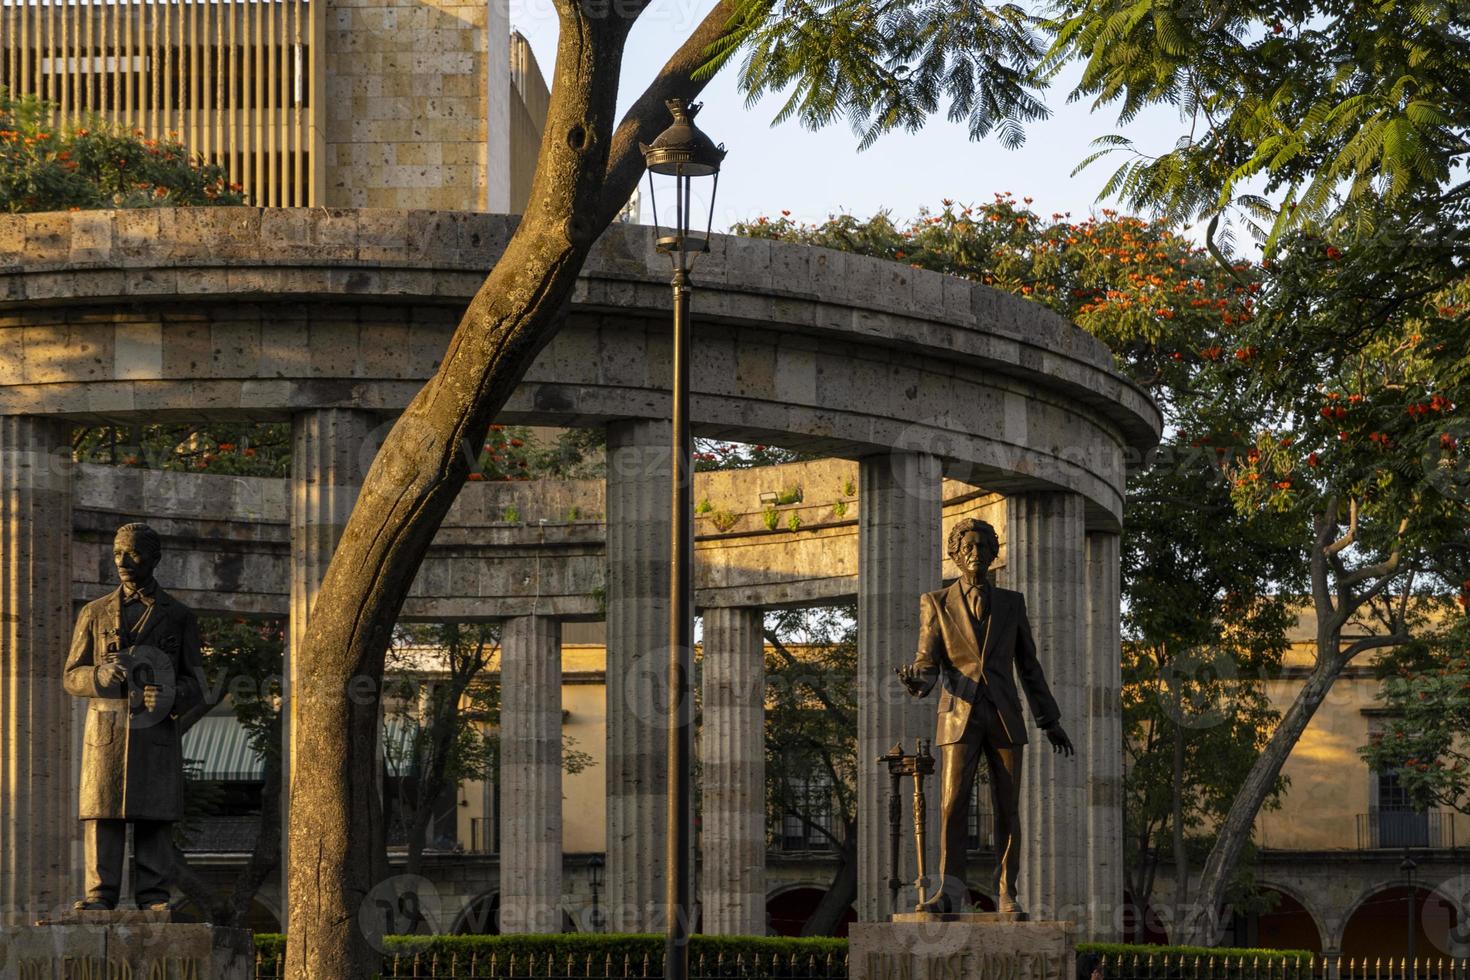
[967,771,995,852]
[774,774,838,852]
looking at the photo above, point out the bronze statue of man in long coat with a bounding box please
[64,522,207,911]
[898,517,1074,915]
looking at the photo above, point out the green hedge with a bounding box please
[252,936,1316,979]
[252,933,848,977]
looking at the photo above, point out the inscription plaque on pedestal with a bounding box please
[850,916,1074,980]
[0,918,254,980]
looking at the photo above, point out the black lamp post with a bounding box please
[640,98,725,980]
[1402,848,1418,978]
[588,854,605,933]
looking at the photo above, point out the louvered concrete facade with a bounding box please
[1,0,543,210]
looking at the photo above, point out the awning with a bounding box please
[182,714,265,781]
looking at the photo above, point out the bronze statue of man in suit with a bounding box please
[897,517,1074,915]
[64,522,207,911]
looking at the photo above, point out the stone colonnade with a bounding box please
[0,420,1125,937]
[0,417,74,925]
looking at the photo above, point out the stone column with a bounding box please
[1085,530,1124,940]
[1005,491,1089,923]
[604,419,672,932]
[699,606,766,935]
[285,409,375,900]
[499,615,564,933]
[0,416,74,924]
[857,453,942,921]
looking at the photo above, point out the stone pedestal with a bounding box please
[850,917,1074,980]
[0,919,254,980]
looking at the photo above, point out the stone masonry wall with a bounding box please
[322,0,493,209]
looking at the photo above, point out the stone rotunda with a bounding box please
[0,208,1160,936]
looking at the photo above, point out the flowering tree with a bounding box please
[0,90,242,212]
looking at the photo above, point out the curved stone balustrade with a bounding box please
[0,208,1159,528]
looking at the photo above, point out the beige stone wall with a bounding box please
[322,0,492,209]
[508,31,549,213]
[1253,668,1383,851]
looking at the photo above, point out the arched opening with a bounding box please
[1228,888,1323,952]
[765,887,856,938]
[453,892,500,935]
[1342,886,1461,962]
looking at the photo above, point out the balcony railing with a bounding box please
[1357,810,1456,849]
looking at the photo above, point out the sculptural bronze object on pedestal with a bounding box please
[876,740,938,915]
[896,517,1075,917]
[62,522,209,913]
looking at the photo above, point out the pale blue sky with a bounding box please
[508,0,1200,233]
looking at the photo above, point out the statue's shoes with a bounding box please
[997,896,1027,915]
[137,901,171,912]
[74,900,114,911]
[915,893,954,914]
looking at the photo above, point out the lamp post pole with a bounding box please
[640,98,724,980]
[667,258,694,980]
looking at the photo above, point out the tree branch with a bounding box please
[1324,497,1358,557]
[595,0,738,228]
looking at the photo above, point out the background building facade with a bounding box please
[1,0,547,210]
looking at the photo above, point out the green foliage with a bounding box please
[774,485,803,505]
[708,0,1049,150]
[198,617,286,772]
[501,506,521,523]
[251,935,1311,976]
[1045,0,1470,248]
[73,422,292,477]
[693,439,817,470]
[709,507,741,533]
[696,498,713,514]
[831,499,848,518]
[786,512,804,531]
[0,89,244,211]
[1363,611,1470,815]
[253,934,849,975]
[1076,943,1314,966]
[840,478,855,497]
[761,506,780,531]
[734,195,1258,412]
[764,604,858,860]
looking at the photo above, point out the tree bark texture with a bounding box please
[282,0,741,973]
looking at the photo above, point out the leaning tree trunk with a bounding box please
[282,10,634,976]
[803,827,859,936]
[1171,656,1342,945]
[281,0,740,973]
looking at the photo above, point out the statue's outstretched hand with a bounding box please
[895,664,929,697]
[1044,723,1075,757]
